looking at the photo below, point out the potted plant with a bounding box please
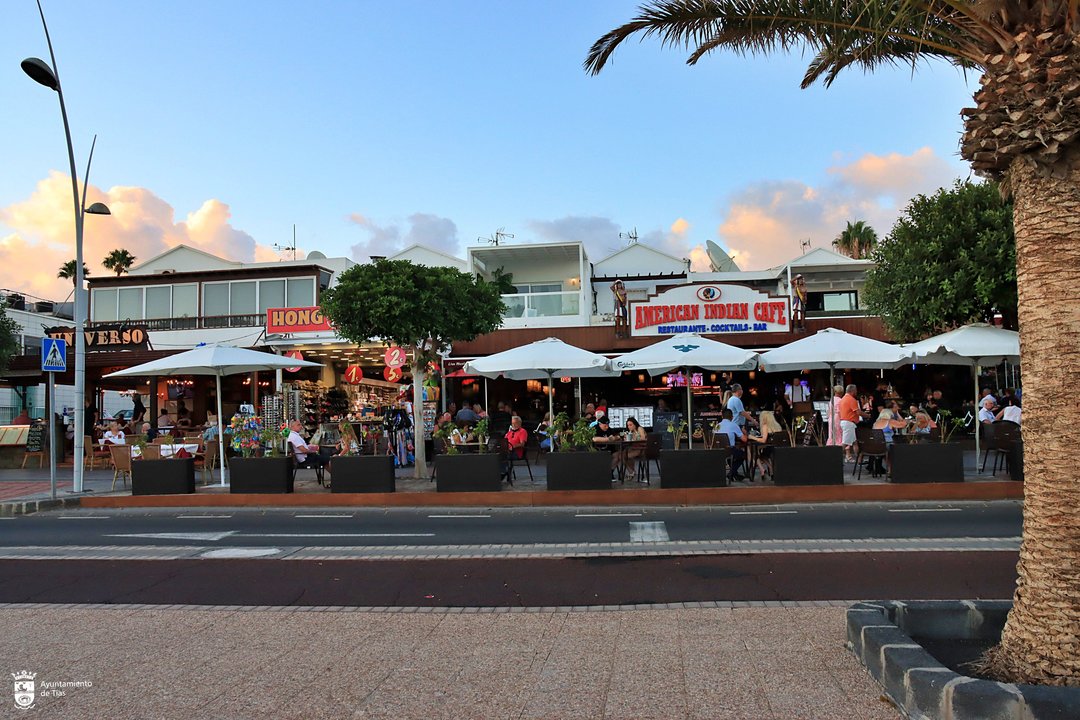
[659,417,729,488]
[889,410,965,483]
[546,415,612,490]
[771,416,845,485]
[434,417,501,492]
[228,415,293,493]
[132,435,196,495]
[332,421,395,493]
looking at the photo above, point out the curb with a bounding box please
[0,496,82,517]
[846,600,1080,720]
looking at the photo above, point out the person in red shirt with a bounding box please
[503,415,528,483]
[838,384,861,462]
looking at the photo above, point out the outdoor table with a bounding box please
[100,442,200,459]
[592,437,646,483]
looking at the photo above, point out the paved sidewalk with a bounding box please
[2,604,898,719]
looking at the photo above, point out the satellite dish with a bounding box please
[306,250,326,260]
[706,240,740,272]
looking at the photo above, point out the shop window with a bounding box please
[92,288,117,322]
[118,287,143,321]
[259,279,285,314]
[230,281,257,315]
[173,284,197,318]
[203,283,229,316]
[287,277,314,307]
[806,291,858,312]
[145,286,171,319]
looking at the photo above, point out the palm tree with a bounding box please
[102,249,136,277]
[586,1,1080,686]
[833,220,878,259]
[57,260,90,286]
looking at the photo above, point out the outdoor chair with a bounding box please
[141,444,162,460]
[498,436,532,484]
[195,441,217,485]
[108,444,132,490]
[508,433,534,483]
[853,427,887,480]
[288,442,325,485]
[641,432,662,484]
[84,435,110,469]
[984,421,1022,475]
[430,437,446,481]
[978,422,996,471]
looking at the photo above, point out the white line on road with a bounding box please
[730,511,798,515]
[293,514,354,519]
[428,514,491,519]
[888,508,963,513]
[176,515,233,519]
[107,531,237,541]
[629,521,669,542]
[233,533,435,538]
[576,513,642,518]
[57,516,109,519]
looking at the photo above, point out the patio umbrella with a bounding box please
[758,328,914,442]
[613,333,758,448]
[902,323,1021,466]
[463,337,617,433]
[105,345,322,485]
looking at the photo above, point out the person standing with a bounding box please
[83,397,98,440]
[826,385,845,446]
[838,384,861,462]
[726,383,756,431]
[131,393,146,425]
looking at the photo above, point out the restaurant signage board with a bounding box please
[629,284,790,337]
[46,324,150,352]
[265,306,332,334]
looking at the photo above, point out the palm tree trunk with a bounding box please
[984,157,1080,685]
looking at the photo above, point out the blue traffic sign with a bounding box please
[41,337,67,372]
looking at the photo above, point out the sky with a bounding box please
[0,1,978,301]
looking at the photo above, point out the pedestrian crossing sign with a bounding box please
[41,337,67,372]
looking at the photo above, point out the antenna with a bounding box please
[800,237,812,254]
[477,227,514,246]
[274,224,298,261]
[619,227,639,244]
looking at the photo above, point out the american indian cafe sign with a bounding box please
[629,284,790,337]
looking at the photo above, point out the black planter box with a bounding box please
[330,455,395,493]
[658,449,729,488]
[132,458,196,495]
[546,450,612,490]
[229,456,294,493]
[1009,442,1024,482]
[771,445,844,485]
[434,453,502,492]
[889,442,964,483]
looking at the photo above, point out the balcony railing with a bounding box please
[87,314,265,331]
[501,291,580,320]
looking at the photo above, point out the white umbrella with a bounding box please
[758,328,914,443]
[105,345,322,485]
[613,333,758,447]
[463,337,617,433]
[902,323,1021,466]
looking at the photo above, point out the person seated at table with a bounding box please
[141,422,157,443]
[995,396,1022,425]
[872,409,908,474]
[747,410,783,480]
[175,402,194,432]
[912,411,936,435]
[12,408,30,425]
[454,404,479,424]
[103,422,126,445]
[502,415,528,480]
[286,419,329,474]
[590,415,622,471]
[978,397,997,424]
[715,409,748,481]
[535,413,552,451]
[156,410,172,428]
[619,416,647,478]
[336,422,361,456]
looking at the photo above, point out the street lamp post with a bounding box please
[22,0,109,493]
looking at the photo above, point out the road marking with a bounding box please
[106,531,237,541]
[176,514,233,519]
[201,548,282,559]
[57,516,109,519]
[233,533,435,538]
[730,510,798,515]
[576,513,642,518]
[428,514,491,519]
[888,508,963,513]
[629,521,669,542]
[293,514,354,519]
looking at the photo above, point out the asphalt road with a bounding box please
[0,501,1021,547]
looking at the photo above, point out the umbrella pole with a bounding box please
[547,371,555,447]
[828,364,835,448]
[974,363,981,474]
[686,366,693,449]
[216,374,226,486]
[484,378,488,411]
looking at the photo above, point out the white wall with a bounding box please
[131,247,237,275]
[389,247,466,271]
[594,244,687,277]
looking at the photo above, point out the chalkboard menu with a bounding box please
[25,424,44,453]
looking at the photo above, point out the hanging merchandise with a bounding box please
[383,405,413,467]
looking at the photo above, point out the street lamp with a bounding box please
[22,0,110,493]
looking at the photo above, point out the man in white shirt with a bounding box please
[287,420,329,473]
[978,398,997,424]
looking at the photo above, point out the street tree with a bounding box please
[863,180,1016,342]
[586,0,1080,685]
[832,220,878,259]
[320,260,505,478]
[102,249,137,277]
[57,260,89,286]
[0,303,21,370]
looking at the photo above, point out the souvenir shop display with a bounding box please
[383,404,414,467]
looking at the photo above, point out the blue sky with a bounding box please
[0,1,977,298]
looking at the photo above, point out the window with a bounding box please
[203,283,229,316]
[230,281,257,315]
[145,286,171,319]
[173,284,197,317]
[92,289,117,322]
[259,279,285,314]
[117,288,143,320]
[287,277,314,307]
[806,291,858,313]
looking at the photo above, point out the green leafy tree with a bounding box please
[832,220,878,259]
[586,0,1080,686]
[57,260,90,286]
[320,260,504,478]
[102,249,137,277]
[863,180,1016,342]
[0,304,21,371]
